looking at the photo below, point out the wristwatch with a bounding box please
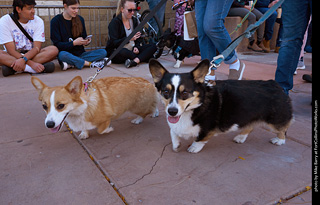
[21,56,28,62]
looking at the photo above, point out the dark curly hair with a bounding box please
[12,0,36,19]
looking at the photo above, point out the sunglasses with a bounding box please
[127,8,137,13]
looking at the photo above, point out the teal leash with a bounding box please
[210,0,285,69]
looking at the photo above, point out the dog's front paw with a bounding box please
[151,108,159,118]
[79,131,89,139]
[233,134,248,144]
[187,141,206,153]
[102,126,114,134]
[173,60,182,68]
[172,143,181,152]
[270,137,285,145]
[131,116,144,124]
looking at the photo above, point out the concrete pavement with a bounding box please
[0,52,312,204]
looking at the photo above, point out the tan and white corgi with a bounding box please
[31,76,159,139]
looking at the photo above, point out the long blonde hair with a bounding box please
[116,0,135,16]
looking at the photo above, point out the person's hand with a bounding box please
[131,32,141,41]
[11,58,26,72]
[28,60,44,73]
[268,0,279,8]
[188,0,195,6]
[73,37,88,46]
[244,5,251,10]
[84,37,91,46]
[133,47,139,54]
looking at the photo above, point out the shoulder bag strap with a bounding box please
[9,13,34,42]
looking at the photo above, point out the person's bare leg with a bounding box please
[0,50,17,67]
[32,46,58,64]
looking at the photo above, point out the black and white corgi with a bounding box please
[149,59,293,153]
[157,28,200,68]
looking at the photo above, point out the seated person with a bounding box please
[0,0,58,77]
[50,0,108,70]
[105,0,157,68]
[228,0,268,52]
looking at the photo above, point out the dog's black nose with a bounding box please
[46,121,55,128]
[168,107,178,116]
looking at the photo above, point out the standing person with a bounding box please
[0,0,58,77]
[173,0,187,37]
[146,0,167,33]
[105,0,157,68]
[275,0,312,95]
[50,0,108,70]
[255,0,279,53]
[191,0,245,81]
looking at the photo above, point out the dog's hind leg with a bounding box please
[270,129,286,145]
[233,126,254,144]
[269,122,291,145]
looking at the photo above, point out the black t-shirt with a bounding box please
[50,14,87,56]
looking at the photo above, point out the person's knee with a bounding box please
[58,51,69,61]
[203,20,224,36]
[98,49,107,58]
[49,46,59,57]
[42,46,59,58]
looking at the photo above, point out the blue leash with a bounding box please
[210,0,285,69]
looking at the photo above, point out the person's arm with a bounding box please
[108,17,127,48]
[50,15,74,51]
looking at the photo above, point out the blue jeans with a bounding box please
[256,7,277,41]
[195,0,237,69]
[58,49,107,69]
[146,0,166,33]
[275,0,312,94]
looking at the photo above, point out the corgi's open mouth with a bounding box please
[50,113,69,133]
[168,115,181,124]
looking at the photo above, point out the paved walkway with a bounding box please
[0,51,312,204]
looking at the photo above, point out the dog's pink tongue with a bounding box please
[168,116,180,124]
[50,126,60,133]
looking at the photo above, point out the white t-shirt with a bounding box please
[0,14,45,51]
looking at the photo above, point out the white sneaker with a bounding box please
[228,60,245,80]
[90,59,107,69]
[104,57,112,66]
[296,59,305,70]
[59,61,73,70]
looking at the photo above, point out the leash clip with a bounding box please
[86,68,102,83]
[210,54,224,69]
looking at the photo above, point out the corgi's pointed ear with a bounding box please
[31,76,47,93]
[65,76,83,96]
[192,59,210,83]
[149,59,168,83]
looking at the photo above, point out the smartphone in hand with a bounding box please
[85,35,92,40]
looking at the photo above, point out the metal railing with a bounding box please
[0,5,117,50]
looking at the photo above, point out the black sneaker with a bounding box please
[302,74,312,83]
[42,62,55,73]
[125,59,137,68]
[1,65,16,77]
